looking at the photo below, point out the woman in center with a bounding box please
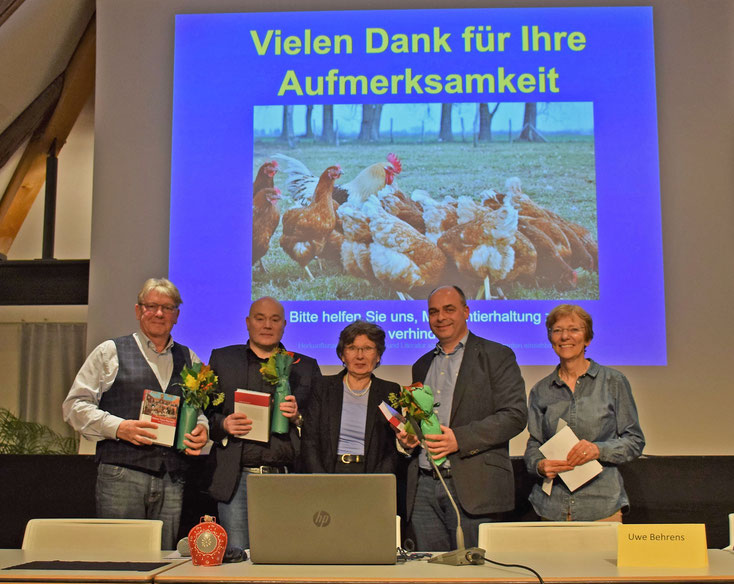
[301,320,402,474]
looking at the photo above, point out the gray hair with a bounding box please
[137,278,182,306]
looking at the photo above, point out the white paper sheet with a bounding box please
[539,425,602,493]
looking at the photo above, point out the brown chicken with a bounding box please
[410,190,458,243]
[362,195,446,299]
[438,195,519,300]
[279,165,342,280]
[498,178,598,271]
[518,221,578,291]
[252,187,281,271]
[379,187,425,233]
[253,160,278,194]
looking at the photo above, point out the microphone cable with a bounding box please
[482,555,545,584]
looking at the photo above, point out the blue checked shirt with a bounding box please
[524,360,645,520]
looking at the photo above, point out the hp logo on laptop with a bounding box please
[312,511,331,527]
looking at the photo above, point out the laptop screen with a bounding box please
[247,473,397,565]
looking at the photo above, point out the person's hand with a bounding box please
[223,412,252,436]
[116,419,158,445]
[424,425,459,460]
[538,458,574,479]
[183,423,208,455]
[396,428,420,450]
[280,395,299,420]
[566,439,600,467]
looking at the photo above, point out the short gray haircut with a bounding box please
[137,278,182,306]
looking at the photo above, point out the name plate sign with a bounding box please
[618,524,708,568]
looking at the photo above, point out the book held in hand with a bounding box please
[139,389,180,447]
[378,401,406,432]
[234,389,271,443]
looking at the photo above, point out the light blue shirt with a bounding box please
[336,380,369,455]
[419,333,468,470]
[524,360,645,520]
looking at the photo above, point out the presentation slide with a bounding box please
[169,6,665,366]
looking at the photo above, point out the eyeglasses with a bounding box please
[344,345,377,356]
[140,303,178,314]
[549,327,585,336]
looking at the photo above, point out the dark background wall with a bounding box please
[3,455,732,549]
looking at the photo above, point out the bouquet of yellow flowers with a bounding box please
[175,362,223,452]
[178,362,224,410]
[260,349,300,434]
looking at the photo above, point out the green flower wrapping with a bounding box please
[260,349,299,434]
[388,382,446,466]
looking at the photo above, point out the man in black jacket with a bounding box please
[398,286,527,551]
[206,296,321,551]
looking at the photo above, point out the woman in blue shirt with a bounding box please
[301,320,402,474]
[524,304,645,521]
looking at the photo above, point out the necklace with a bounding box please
[345,375,371,397]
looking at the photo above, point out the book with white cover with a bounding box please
[234,389,271,443]
[139,389,180,447]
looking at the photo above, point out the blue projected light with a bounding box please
[169,7,664,366]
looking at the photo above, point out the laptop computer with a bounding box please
[247,473,397,565]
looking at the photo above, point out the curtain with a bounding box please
[19,323,87,438]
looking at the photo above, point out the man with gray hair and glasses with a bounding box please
[63,278,208,549]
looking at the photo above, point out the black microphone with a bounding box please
[406,414,485,566]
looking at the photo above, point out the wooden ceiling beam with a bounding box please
[0,73,63,169]
[0,14,95,258]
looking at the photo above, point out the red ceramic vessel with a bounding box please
[188,515,227,566]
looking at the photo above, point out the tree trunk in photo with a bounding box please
[322,105,336,144]
[439,103,453,142]
[478,103,500,142]
[303,105,314,138]
[359,104,376,142]
[517,102,546,142]
[280,105,295,147]
[359,104,383,142]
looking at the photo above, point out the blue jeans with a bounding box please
[410,473,494,551]
[217,469,252,550]
[95,463,184,550]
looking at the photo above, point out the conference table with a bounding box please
[156,549,734,584]
[3,549,734,583]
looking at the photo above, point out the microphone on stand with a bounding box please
[406,414,485,566]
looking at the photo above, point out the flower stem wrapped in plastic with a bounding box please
[388,382,446,466]
[260,349,300,434]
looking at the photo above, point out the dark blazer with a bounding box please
[301,370,402,474]
[206,344,321,502]
[406,332,527,516]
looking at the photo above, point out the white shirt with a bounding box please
[62,331,205,441]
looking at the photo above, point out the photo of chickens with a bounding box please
[250,102,598,302]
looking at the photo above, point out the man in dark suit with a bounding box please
[206,296,321,551]
[398,286,527,551]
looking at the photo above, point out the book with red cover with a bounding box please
[234,389,271,443]
[139,389,180,447]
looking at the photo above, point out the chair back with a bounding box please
[22,519,163,554]
[478,521,620,554]
[725,513,734,551]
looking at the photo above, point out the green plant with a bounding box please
[0,408,78,455]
